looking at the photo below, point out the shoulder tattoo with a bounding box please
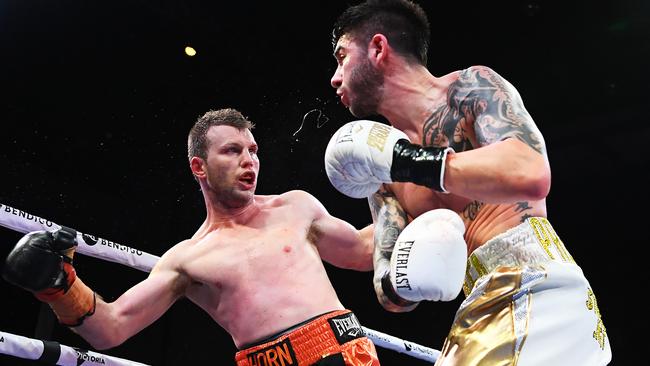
[424,67,546,155]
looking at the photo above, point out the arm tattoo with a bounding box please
[368,187,412,311]
[369,188,407,264]
[423,67,546,155]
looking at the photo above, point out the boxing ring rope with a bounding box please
[0,202,441,364]
[0,203,158,273]
[0,330,149,366]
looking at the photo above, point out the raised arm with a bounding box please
[438,66,552,203]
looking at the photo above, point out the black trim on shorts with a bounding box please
[239,311,336,350]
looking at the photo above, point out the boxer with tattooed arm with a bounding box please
[323,1,611,365]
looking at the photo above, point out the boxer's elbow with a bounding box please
[529,170,551,200]
[514,160,551,200]
[335,256,374,271]
[352,257,374,272]
[81,329,127,351]
[88,335,124,351]
[505,142,551,200]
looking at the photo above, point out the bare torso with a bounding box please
[389,67,547,254]
[389,183,546,253]
[173,194,344,348]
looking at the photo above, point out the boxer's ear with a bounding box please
[368,34,389,66]
[190,156,206,180]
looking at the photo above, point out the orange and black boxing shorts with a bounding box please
[235,310,380,366]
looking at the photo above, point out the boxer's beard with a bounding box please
[347,57,384,118]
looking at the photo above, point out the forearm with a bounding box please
[3,228,186,350]
[75,272,185,350]
[72,296,123,350]
[72,292,154,349]
[444,139,551,203]
[368,190,417,312]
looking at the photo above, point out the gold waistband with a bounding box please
[463,217,575,296]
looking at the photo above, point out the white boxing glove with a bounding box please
[324,120,409,198]
[387,209,467,303]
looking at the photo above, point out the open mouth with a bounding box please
[338,92,349,108]
[238,172,256,186]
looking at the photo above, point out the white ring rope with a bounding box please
[0,330,150,366]
[0,203,157,273]
[362,327,440,362]
[0,202,440,363]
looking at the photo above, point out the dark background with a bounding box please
[1,0,647,365]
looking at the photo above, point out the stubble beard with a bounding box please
[221,187,253,209]
[347,58,384,118]
[208,172,253,210]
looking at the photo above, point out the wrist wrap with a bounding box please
[380,272,418,308]
[390,139,453,192]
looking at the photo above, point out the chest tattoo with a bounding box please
[462,201,484,221]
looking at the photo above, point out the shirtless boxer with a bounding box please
[3,108,380,366]
[323,0,611,365]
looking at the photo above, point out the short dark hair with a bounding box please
[332,0,430,66]
[187,108,255,161]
